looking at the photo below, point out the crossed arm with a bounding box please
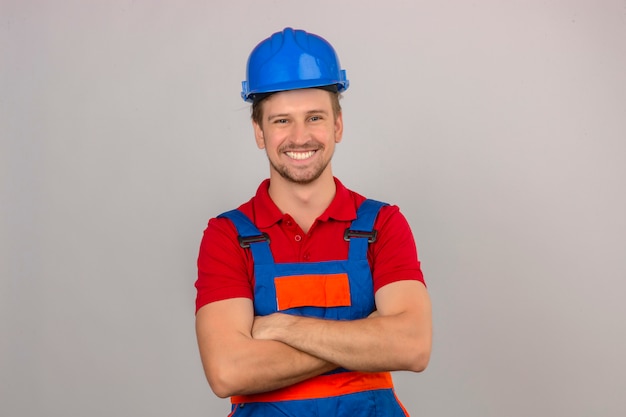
[195,280,432,398]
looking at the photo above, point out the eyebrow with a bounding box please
[266,109,330,122]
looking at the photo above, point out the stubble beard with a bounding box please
[267,145,333,185]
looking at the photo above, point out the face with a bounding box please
[253,88,343,185]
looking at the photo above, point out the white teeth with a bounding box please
[286,150,316,160]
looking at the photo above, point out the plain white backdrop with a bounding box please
[2,1,625,416]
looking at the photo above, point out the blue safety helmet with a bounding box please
[241,27,349,102]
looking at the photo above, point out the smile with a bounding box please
[285,150,316,160]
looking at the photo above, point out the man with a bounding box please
[195,27,432,416]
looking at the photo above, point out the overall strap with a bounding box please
[218,209,274,265]
[346,199,388,261]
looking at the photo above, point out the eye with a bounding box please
[274,118,288,124]
[309,115,322,122]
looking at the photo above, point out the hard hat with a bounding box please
[241,27,349,102]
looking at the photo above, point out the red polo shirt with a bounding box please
[195,178,424,313]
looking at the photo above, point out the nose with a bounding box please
[290,120,309,145]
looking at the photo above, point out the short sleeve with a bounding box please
[195,217,254,313]
[369,205,425,292]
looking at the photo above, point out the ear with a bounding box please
[334,112,344,144]
[253,120,265,149]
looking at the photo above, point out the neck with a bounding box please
[268,170,336,233]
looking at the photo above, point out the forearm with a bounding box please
[205,336,336,397]
[255,313,428,373]
[252,281,433,373]
[195,300,337,398]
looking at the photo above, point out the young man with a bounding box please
[195,27,432,416]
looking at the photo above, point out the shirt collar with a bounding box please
[252,177,357,228]
[319,177,356,222]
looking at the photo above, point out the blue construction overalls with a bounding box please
[218,199,409,417]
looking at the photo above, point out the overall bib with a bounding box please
[218,199,409,417]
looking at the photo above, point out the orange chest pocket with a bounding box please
[274,273,352,311]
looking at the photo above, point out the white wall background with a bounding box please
[2,1,625,416]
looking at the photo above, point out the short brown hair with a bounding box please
[251,90,342,126]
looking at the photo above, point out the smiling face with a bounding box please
[253,88,343,185]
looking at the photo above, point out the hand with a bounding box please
[252,313,295,341]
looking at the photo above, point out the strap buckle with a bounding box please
[238,233,270,248]
[343,228,378,243]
